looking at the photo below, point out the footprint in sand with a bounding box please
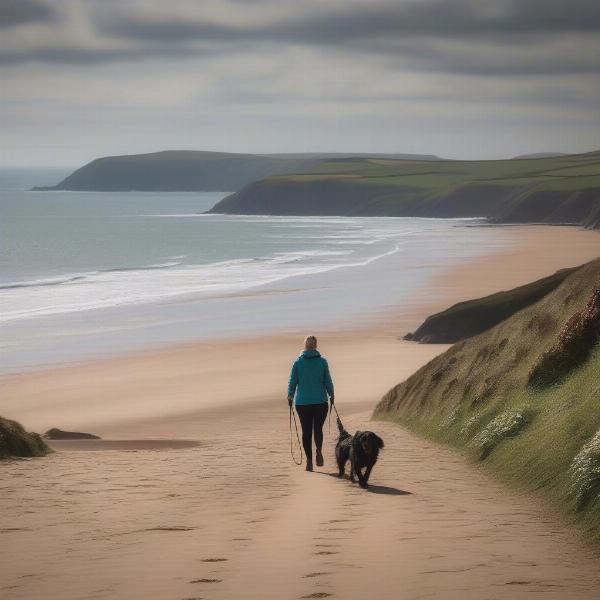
[314,550,338,555]
[201,558,228,562]
[326,519,350,524]
[303,572,331,578]
[300,593,333,599]
[189,578,222,584]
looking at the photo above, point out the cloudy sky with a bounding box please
[1,0,599,165]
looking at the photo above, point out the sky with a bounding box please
[1,0,599,166]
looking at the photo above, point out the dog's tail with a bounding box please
[336,416,348,436]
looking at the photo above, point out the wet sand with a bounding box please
[1,225,599,599]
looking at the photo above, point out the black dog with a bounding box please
[335,417,384,488]
[335,416,353,478]
[349,430,384,488]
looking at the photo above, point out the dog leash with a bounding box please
[289,405,303,465]
[328,401,342,434]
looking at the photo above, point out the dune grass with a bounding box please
[406,266,578,343]
[0,416,50,459]
[374,259,600,544]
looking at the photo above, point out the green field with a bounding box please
[374,259,600,544]
[275,151,600,188]
[211,151,600,227]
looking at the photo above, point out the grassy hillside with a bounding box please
[406,266,579,343]
[210,151,600,228]
[0,417,50,459]
[374,259,600,543]
[32,151,438,192]
[32,151,322,192]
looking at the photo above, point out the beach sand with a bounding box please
[1,225,599,600]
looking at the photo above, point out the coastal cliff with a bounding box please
[32,151,322,192]
[209,151,600,228]
[32,151,438,193]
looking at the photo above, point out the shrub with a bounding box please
[460,414,481,439]
[529,288,600,387]
[470,409,532,460]
[439,406,461,430]
[0,417,50,459]
[570,430,600,511]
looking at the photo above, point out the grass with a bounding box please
[265,152,600,194]
[406,266,578,343]
[469,408,534,460]
[374,259,600,544]
[0,416,50,459]
[212,150,600,227]
[570,429,600,512]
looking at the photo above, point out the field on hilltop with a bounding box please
[211,151,600,228]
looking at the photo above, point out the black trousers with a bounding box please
[296,403,328,461]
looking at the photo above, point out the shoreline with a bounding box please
[2,224,598,435]
[0,213,512,374]
[3,223,600,600]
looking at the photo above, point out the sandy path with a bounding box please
[2,402,599,600]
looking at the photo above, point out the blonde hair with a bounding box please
[304,335,318,350]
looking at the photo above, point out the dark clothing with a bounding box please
[296,402,328,461]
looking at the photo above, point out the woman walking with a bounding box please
[287,336,334,471]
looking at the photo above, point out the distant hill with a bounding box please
[512,152,567,159]
[260,152,441,160]
[210,151,600,229]
[375,259,600,543]
[31,150,440,192]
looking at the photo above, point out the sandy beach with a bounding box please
[2,225,600,600]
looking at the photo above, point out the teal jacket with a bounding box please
[288,349,334,405]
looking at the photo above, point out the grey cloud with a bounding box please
[101,17,238,43]
[0,44,220,66]
[89,0,600,76]
[372,38,600,76]
[0,0,56,28]
[2,0,600,78]
[98,0,600,44]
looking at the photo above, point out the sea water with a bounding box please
[0,168,512,371]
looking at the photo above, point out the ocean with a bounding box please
[1,168,513,371]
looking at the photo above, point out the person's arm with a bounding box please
[287,361,298,406]
[323,359,334,403]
